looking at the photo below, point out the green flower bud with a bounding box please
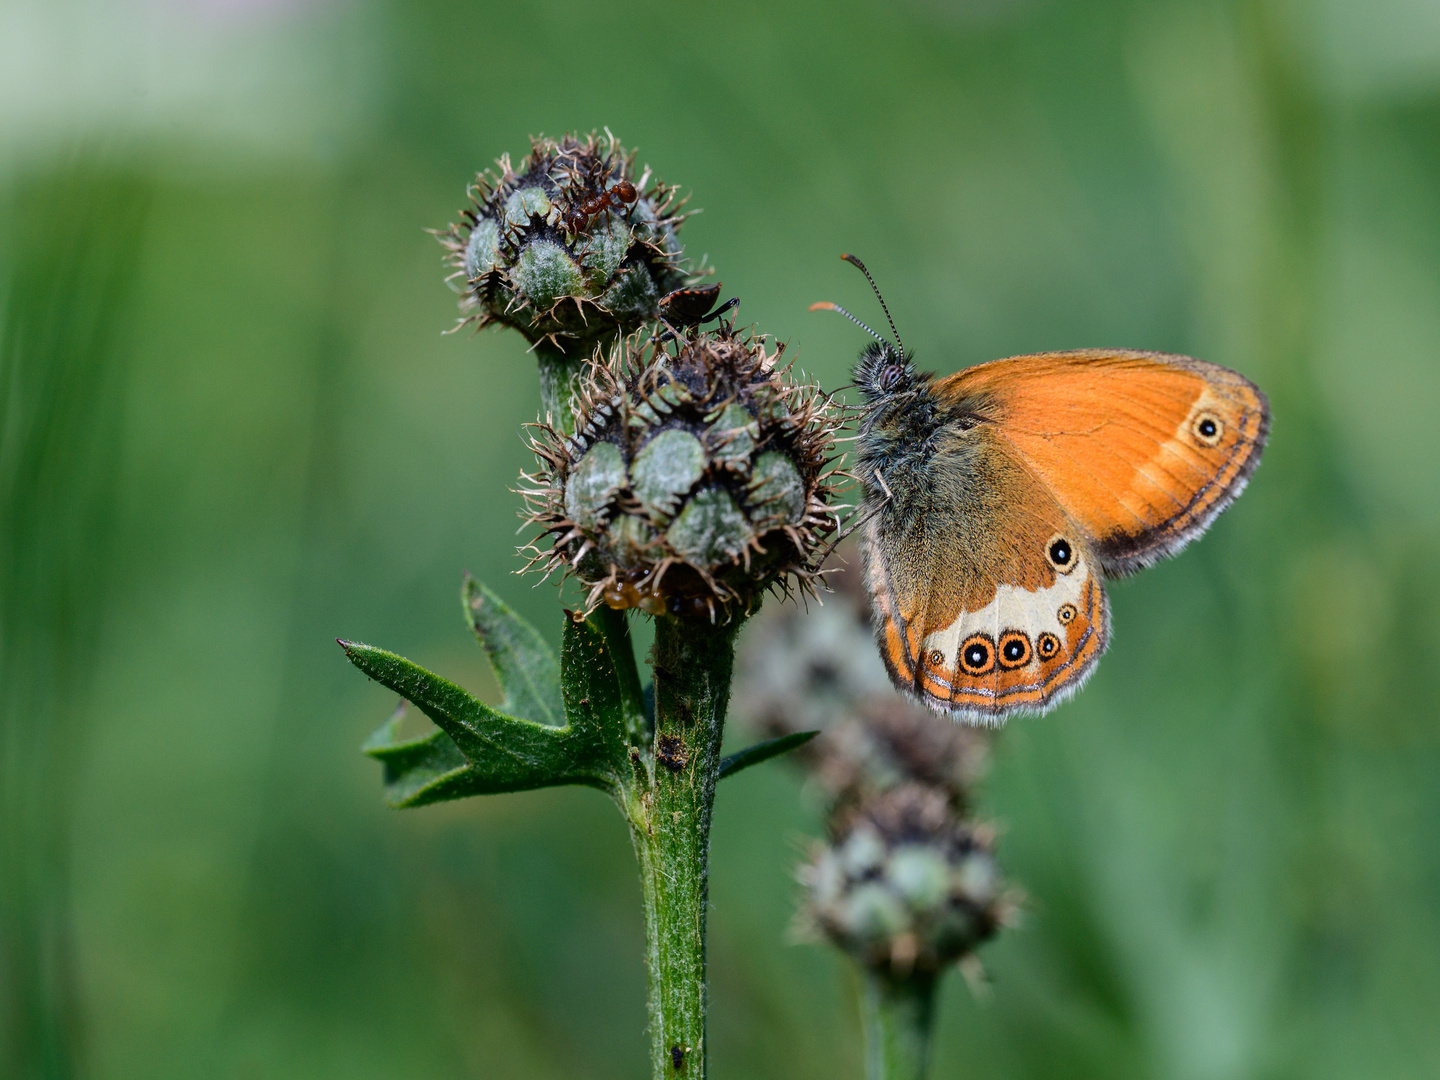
[438,130,690,355]
[522,328,842,619]
[799,784,1011,977]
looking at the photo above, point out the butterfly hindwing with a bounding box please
[934,350,1269,574]
[863,425,1109,722]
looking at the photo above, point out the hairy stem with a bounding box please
[535,343,586,436]
[625,615,740,1080]
[861,970,938,1080]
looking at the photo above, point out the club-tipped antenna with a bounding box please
[808,301,890,348]
[839,253,904,357]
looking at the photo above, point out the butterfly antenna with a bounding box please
[808,301,890,348]
[840,253,905,357]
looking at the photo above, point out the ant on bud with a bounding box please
[562,177,639,234]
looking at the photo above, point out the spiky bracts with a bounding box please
[521,328,843,619]
[800,783,1009,979]
[437,131,690,355]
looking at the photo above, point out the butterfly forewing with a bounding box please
[934,350,1269,574]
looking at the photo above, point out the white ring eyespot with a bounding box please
[1037,632,1061,660]
[998,631,1032,670]
[959,633,996,676]
[1046,534,1076,574]
[1192,410,1224,447]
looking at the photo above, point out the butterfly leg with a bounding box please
[812,498,885,566]
[872,468,895,503]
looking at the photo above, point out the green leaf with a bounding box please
[717,730,819,781]
[361,701,489,808]
[462,576,564,727]
[559,611,646,770]
[590,606,650,749]
[342,639,613,795]
[346,599,646,806]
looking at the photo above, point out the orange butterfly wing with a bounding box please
[933,350,1269,573]
[862,349,1266,722]
[864,425,1109,723]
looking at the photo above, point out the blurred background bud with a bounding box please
[800,783,1010,978]
[735,547,989,807]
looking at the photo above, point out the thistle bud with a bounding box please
[800,784,1010,977]
[522,328,842,619]
[437,131,689,355]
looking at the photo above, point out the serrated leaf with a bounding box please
[717,730,819,781]
[342,639,614,795]
[346,606,644,806]
[361,701,483,808]
[462,576,563,726]
[368,727,478,807]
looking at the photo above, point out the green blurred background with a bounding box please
[3,0,1439,1077]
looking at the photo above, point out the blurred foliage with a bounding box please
[1,166,152,1077]
[1,0,1438,1078]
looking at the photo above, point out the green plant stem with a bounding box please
[861,969,938,1080]
[535,342,585,435]
[624,614,740,1080]
[532,335,742,1078]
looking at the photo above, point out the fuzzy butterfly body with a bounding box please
[822,259,1269,724]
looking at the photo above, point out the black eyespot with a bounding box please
[959,633,996,676]
[1047,536,1074,571]
[1192,410,1223,447]
[998,631,1032,669]
[927,649,945,668]
[1057,603,1077,625]
[1037,632,1061,659]
[879,364,905,391]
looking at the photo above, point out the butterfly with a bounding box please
[813,255,1269,724]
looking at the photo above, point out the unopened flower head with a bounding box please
[800,783,1010,978]
[521,327,843,619]
[438,130,689,355]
